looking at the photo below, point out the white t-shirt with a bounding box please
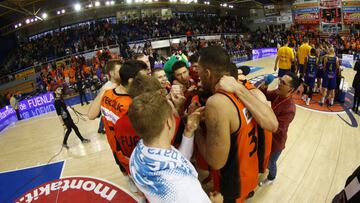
[130,140,211,203]
[101,81,115,91]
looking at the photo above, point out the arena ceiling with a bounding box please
[0,0,282,29]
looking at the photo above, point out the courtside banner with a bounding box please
[14,176,138,203]
[252,48,277,60]
[0,92,55,132]
[17,92,55,120]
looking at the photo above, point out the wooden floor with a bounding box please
[1,57,359,203]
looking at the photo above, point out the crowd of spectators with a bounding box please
[3,14,248,75]
[1,13,360,109]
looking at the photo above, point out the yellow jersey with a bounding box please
[298,43,312,65]
[277,46,294,70]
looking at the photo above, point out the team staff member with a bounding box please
[274,41,295,78]
[54,87,90,149]
[258,72,300,186]
[195,46,278,202]
[297,38,312,80]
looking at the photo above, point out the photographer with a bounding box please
[76,70,89,106]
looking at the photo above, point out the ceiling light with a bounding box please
[26,19,30,24]
[74,3,81,11]
[88,3,93,8]
[105,1,110,5]
[18,23,22,27]
[15,25,18,28]
[110,1,115,5]
[42,13,48,19]
[95,1,100,6]
[126,0,132,3]
[61,9,66,14]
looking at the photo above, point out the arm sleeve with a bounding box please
[54,101,62,116]
[260,89,277,102]
[178,135,194,160]
[274,107,296,136]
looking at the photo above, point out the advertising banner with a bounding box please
[293,7,320,24]
[343,6,360,24]
[0,92,55,132]
[14,68,35,79]
[252,48,278,60]
[320,0,341,8]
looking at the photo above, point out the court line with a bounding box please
[0,159,66,174]
[295,104,348,115]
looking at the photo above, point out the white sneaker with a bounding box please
[306,98,311,106]
[259,178,274,187]
[302,95,307,101]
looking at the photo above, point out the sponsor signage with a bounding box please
[293,7,320,24]
[320,0,341,8]
[0,92,55,132]
[252,48,277,60]
[15,176,138,203]
[15,68,36,79]
[343,6,360,24]
[292,2,320,24]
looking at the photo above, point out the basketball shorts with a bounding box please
[322,75,337,90]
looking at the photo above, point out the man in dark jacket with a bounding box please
[54,87,90,149]
[352,60,360,113]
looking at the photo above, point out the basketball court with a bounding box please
[1,56,359,203]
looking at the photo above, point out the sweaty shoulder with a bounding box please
[207,92,240,134]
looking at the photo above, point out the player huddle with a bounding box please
[88,46,283,203]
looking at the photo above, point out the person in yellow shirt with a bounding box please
[297,38,312,80]
[274,41,295,77]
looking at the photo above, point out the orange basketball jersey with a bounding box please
[101,89,132,153]
[216,90,259,202]
[114,115,139,174]
[242,80,272,174]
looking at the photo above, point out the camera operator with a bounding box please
[76,68,90,106]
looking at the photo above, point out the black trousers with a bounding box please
[79,89,88,105]
[353,89,360,112]
[15,109,21,120]
[63,118,84,144]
